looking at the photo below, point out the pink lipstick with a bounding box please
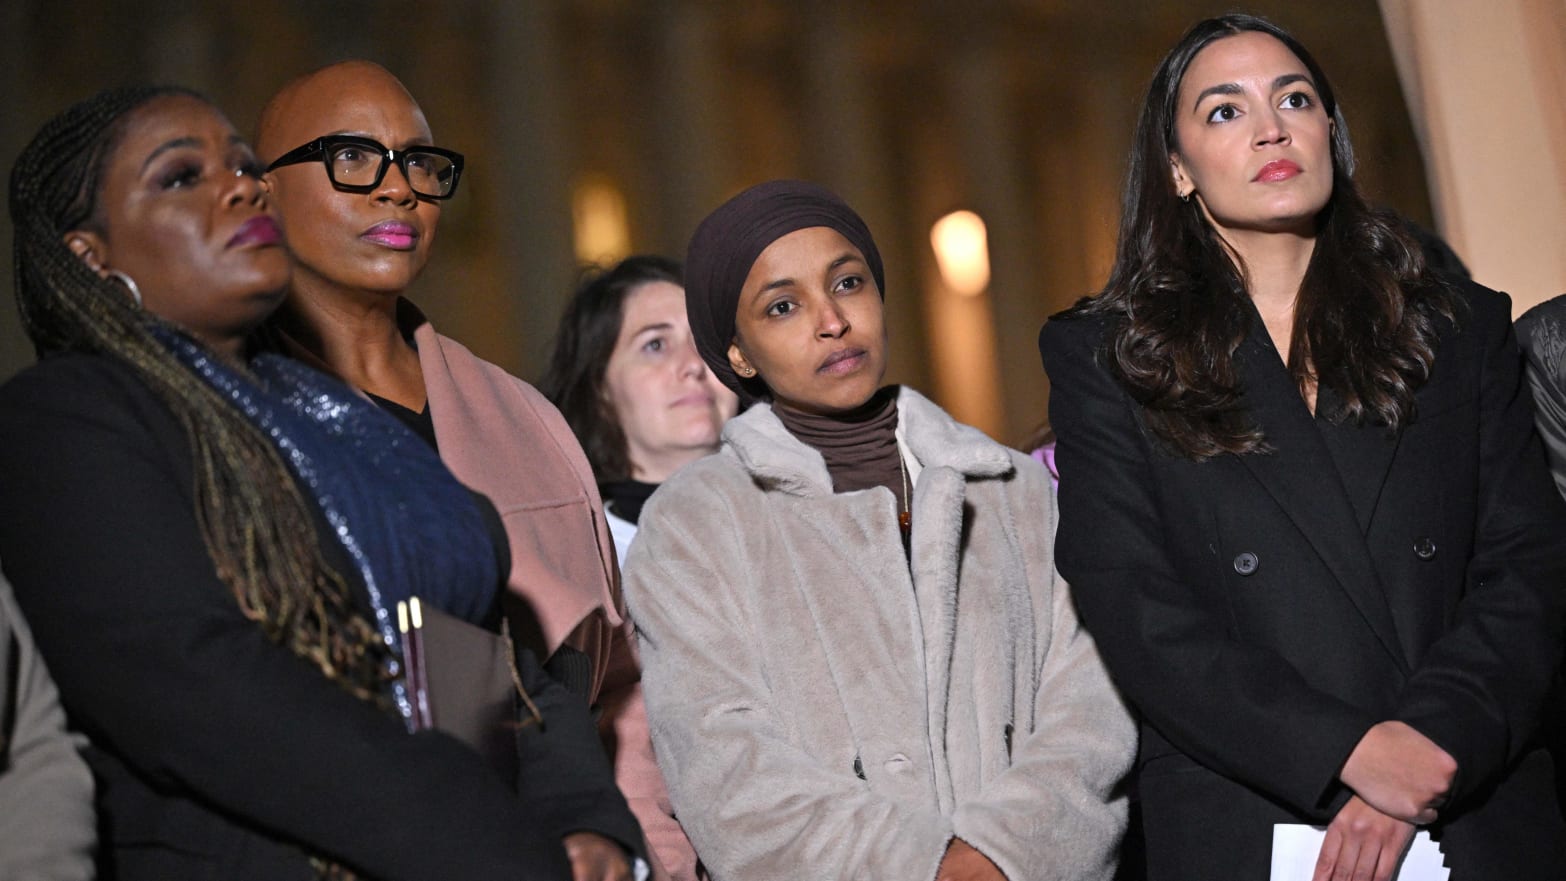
[362,220,419,250]
[226,215,282,249]
[1253,159,1301,183]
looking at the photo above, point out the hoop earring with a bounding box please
[106,270,143,309]
[1180,191,1192,203]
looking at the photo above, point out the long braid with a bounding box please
[10,87,393,705]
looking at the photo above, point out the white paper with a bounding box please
[1270,824,1449,881]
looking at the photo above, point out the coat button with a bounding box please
[1233,552,1259,576]
[852,756,866,780]
[1413,537,1437,560]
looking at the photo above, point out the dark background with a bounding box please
[0,0,1428,442]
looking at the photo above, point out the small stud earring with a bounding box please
[737,365,756,378]
[106,269,143,309]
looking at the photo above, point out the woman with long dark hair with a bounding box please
[1039,15,1566,881]
[0,85,640,880]
[541,255,737,565]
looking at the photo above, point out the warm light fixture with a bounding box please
[930,209,991,297]
[572,175,632,265]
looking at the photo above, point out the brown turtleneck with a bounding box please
[773,387,908,519]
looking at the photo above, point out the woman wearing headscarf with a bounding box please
[0,85,640,880]
[254,62,692,881]
[1039,14,1566,881]
[622,179,1135,881]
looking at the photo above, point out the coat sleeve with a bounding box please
[0,360,571,881]
[624,469,953,881]
[514,640,648,862]
[1391,289,1566,801]
[1514,297,1566,500]
[519,367,699,880]
[0,569,96,881]
[1039,317,1379,818]
[597,620,701,881]
[950,458,1136,881]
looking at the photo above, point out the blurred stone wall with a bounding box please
[0,0,1427,442]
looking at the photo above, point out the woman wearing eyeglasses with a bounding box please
[256,61,695,881]
[1,83,638,881]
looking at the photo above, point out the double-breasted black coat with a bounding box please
[1039,280,1566,880]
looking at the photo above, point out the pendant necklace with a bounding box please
[898,452,912,540]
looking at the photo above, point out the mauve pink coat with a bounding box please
[410,312,696,881]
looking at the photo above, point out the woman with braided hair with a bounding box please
[0,87,641,880]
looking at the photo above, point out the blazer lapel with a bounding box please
[1232,320,1410,672]
[1314,384,1402,535]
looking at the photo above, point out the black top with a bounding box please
[0,353,642,880]
[366,391,438,451]
[600,479,658,526]
[361,388,510,612]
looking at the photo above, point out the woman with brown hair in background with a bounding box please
[541,255,737,566]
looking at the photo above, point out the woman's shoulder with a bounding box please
[1037,308,1114,368]
[1516,292,1566,353]
[627,455,751,571]
[0,351,169,433]
[648,450,750,511]
[894,387,1023,479]
[1443,276,1512,322]
[418,323,558,413]
[3,349,140,394]
[0,353,192,513]
[415,323,592,471]
[1425,277,1516,360]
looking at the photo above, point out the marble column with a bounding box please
[944,34,1031,442]
[1380,0,1566,311]
[798,1,928,394]
[649,0,730,258]
[488,0,578,378]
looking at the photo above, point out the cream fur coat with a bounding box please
[623,387,1135,881]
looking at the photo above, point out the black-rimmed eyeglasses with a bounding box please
[266,135,465,200]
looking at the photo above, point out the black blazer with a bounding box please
[0,353,642,881]
[1040,281,1566,881]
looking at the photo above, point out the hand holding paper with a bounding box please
[1272,820,1448,881]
